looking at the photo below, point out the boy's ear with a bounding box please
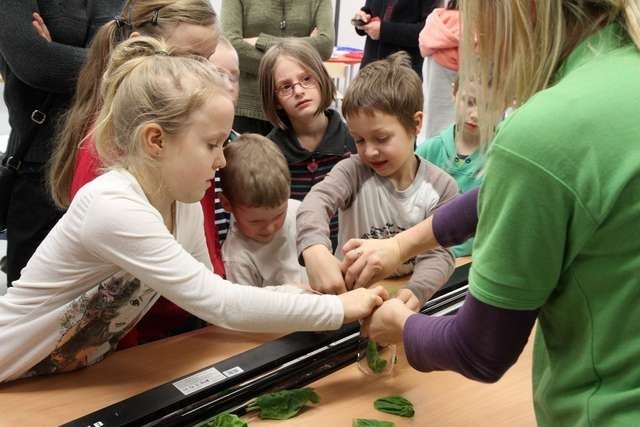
[413,111,424,135]
[128,31,141,39]
[219,193,233,213]
[140,123,165,158]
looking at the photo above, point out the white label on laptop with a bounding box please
[222,366,244,377]
[172,367,226,395]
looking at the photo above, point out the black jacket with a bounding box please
[356,0,439,77]
[0,0,122,163]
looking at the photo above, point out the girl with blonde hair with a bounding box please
[47,0,226,349]
[345,1,640,424]
[0,37,387,383]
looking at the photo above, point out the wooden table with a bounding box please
[0,258,536,426]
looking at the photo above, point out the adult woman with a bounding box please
[221,0,335,135]
[0,0,123,286]
[345,1,640,424]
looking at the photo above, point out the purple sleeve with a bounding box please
[402,293,538,382]
[432,187,479,247]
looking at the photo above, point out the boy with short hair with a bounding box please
[220,134,307,286]
[298,52,457,310]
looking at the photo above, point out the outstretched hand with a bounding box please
[339,285,389,324]
[341,237,403,290]
[32,12,52,42]
[361,298,413,345]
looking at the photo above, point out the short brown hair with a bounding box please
[342,52,423,134]
[259,38,336,130]
[220,134,291,208]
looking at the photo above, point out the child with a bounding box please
[297,52,458,310]
[416,78,482,257]
[220,134,307,287]
[0,37,386,383]
[47,0,226,349]
[259,39,357,250]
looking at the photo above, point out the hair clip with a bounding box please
[114,15,126,28]
[151,9,160,25]
[154,50,170,56]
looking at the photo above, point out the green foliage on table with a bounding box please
[374,395,415,417]
[246,387,320,420]
[352,418,394,427]
[198,412,247,427]
[367,341,388,373]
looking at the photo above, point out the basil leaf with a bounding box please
[247,387,320,420]
[374,395,415,417]
[198,412,247,427]
[367,341,388,373]
[353,418,394,427]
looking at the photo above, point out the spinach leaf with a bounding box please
[374,395,415,417]
[198,412,247,427]
[367,341,388,373]
[353,418,394,427]
[246,387,320,420]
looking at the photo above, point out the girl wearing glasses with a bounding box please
[259,39,357,251]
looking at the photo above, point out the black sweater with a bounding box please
[0,0,122,163]
[356,0,439,77]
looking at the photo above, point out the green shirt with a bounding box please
[416,124,482,256]
[470,24,640,425]
[221,0,335,121]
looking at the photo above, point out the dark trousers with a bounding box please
[6,163,63,285]
[232,116,273,136]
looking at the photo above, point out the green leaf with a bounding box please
[198,412,247,427]
[367,341,388,373]
[374,395,415,417]
[352,418,394,427]
[247,387,320,420]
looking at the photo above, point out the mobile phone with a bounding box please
[351,18,368,26]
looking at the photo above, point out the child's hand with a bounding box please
[361,298,413,345]
[310,26,320,37]
[396,288,421,312]
[303,244,347,294]
[341,237,403,289]
[339,285,388,324]
[32,12,52,42]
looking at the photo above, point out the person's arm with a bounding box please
[404,293,538,382]
[403,165,458,305]
[255,0,335,60]
[297,158,359,294]
[221,0,265,77]
[342,187,479,289]
[364,292,538,382]
[0,1,89,92]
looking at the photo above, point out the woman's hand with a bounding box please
[243,37,257,46]
[396,288,421,312]
[341,237,403,289]
[339,285,388,324]
[362,18,381,40]
[32,12,51,42]
[361,298,413,345]
[303,244,348,294]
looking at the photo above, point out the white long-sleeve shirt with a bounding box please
[0,169,342,382]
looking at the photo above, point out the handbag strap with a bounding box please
[2,93,55,171]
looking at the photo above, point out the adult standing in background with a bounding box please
[353,0,439,77]
[0,0,123,286]
[221,0,335,135]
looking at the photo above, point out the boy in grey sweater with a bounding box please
[297,52,457,310]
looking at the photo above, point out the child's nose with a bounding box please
[215,152,226,170]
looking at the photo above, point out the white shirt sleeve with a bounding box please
[80,192,344,333]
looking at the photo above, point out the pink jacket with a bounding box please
[418,8,460,71]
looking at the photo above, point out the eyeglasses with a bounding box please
[275,75,316,98]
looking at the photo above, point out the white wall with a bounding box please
[210,0,365,50]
